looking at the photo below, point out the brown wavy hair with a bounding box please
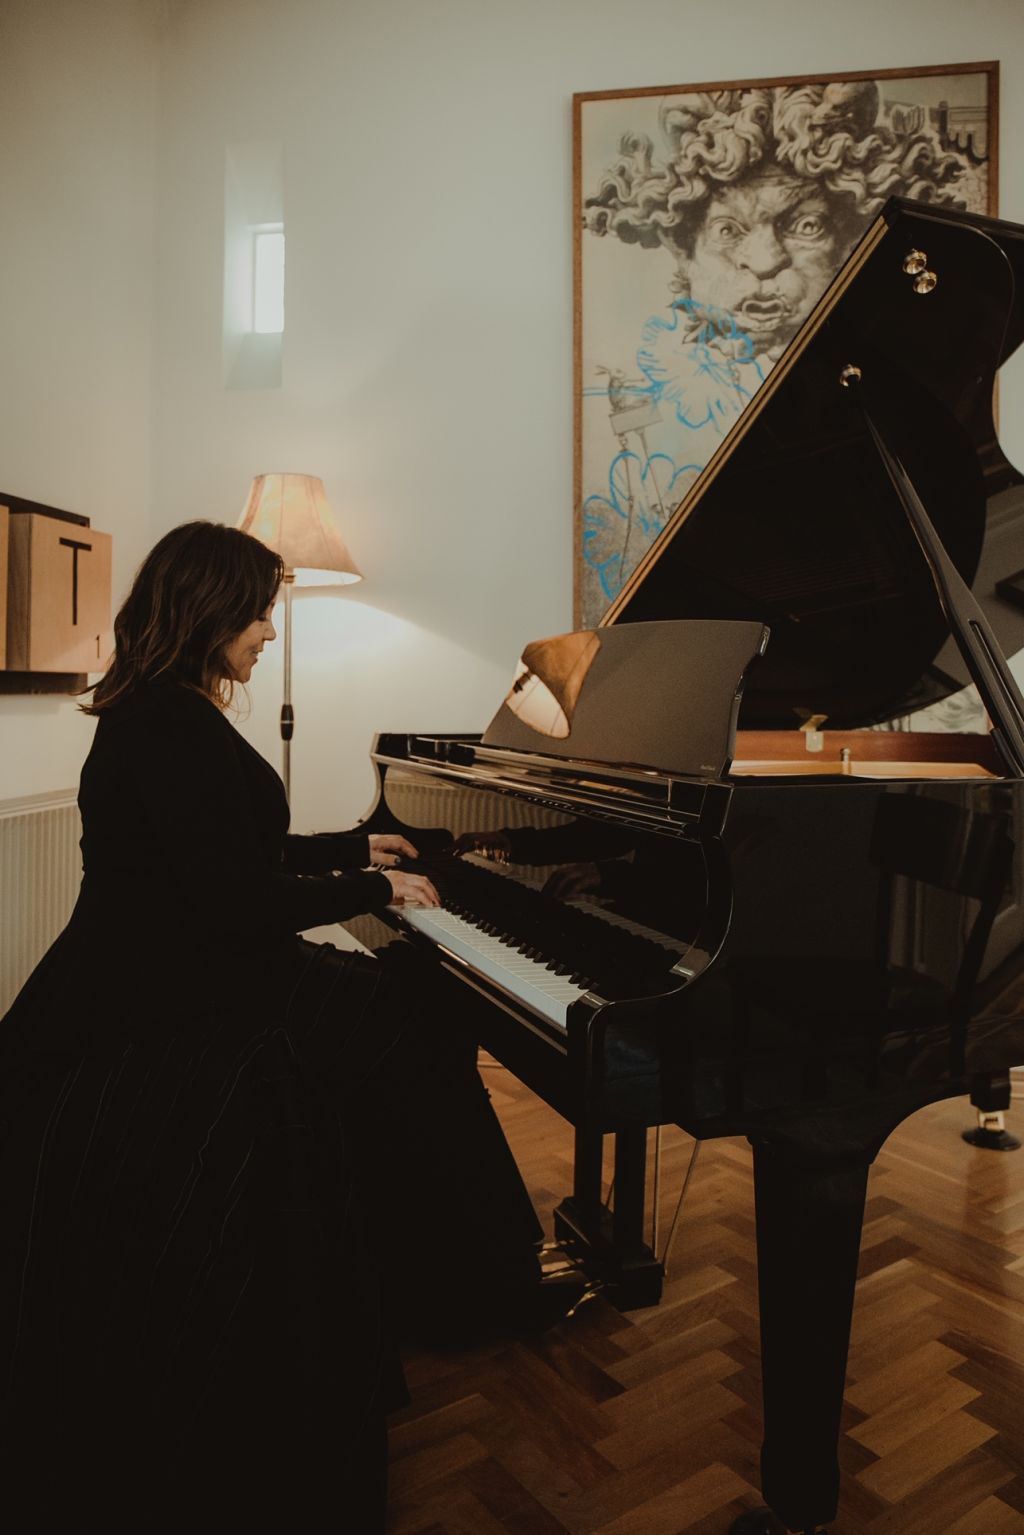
[82,521,284,714]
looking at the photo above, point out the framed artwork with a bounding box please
[574,61,998,627]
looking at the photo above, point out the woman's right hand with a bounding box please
[384,870,441,908]
[452,831,512,863]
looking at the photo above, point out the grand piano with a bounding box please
[350,198,1024,1534]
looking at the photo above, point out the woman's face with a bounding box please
[223,604,277,683]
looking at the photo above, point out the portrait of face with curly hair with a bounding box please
[576,66,994,627]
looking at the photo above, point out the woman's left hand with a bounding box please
[368,832,419,867]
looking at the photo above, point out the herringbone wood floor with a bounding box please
[386,1063,1024,1535]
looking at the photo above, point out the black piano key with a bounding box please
[395,850,681,1001]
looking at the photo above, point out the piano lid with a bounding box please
[604,198,1024,731]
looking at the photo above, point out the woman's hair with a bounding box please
[82,521,284,713]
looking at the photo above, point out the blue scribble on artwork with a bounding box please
[581,300,767,607]
[637,298,765,431]
[582,450,699,603]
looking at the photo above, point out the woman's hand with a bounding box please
[453,831,512,863]
[368,833,419,867]
[384,870,441,908]
[542,862,602,900]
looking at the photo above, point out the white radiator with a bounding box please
[0,789,82,1015]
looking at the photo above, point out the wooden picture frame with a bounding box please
[573,61,999,627]
[0,504,9,671]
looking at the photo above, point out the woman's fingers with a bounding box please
[369,832,420,864]
[385,871,441,907]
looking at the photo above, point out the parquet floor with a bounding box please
[386,1063,1024,1535]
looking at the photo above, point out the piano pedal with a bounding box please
[536,1259,590,1282]
[540,1255,581,1278]
[537,1242,604,1316]
[562,1282,602,1321]
[539,1245,589,1280]
[962,1109,1021,1151]
[539,1240,580,1270]
[504,1270,599,1338]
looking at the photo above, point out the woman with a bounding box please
[0,522,574,1532]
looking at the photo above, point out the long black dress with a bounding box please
[0,679,541,1531]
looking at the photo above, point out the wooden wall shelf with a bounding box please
[1,494,112,695]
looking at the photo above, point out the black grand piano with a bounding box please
[351,198,1024,1534]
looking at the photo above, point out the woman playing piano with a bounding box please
[0,521,579,1532]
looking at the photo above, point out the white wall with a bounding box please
[0,0,159,800]
[2,0,1023,824]
[150,0,1024,829]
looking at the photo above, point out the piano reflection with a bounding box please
[348,198,1024,1535]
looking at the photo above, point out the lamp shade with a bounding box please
[238,473,362,587]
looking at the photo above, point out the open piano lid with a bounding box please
[604,197,1024,733]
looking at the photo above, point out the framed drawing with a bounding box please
[574,61,998,627]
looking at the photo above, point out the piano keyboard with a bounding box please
[394,903,591,1029]
[389,852,690,1030]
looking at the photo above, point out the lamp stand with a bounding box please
[280,571,295,799]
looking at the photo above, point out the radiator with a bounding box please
[0,789,82,1015]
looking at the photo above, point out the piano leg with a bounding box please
[612,1127,648,1254]
[964,1071,1021,1150]
[553,1125,664,1309]
[750,1134,870,1533]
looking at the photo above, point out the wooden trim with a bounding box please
[735,728,1003,762]
[6,513,30,670]
[730,728,1005,778]
[0,492,90,527]
[0,505,8,672]
[573,60,999,106]
[572,89,584,628]
[730,759,996,779]
[0,672,87,696]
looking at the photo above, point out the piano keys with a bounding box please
[348,197,1024,1535]
[397,844,699,1016]
[402,903,591,1024]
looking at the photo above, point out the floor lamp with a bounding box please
[238,472,362,800]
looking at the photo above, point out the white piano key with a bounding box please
[393,904,589,1030]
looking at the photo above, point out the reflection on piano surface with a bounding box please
[348,199,1024,1534]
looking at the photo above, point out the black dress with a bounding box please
[0,680,541,1531]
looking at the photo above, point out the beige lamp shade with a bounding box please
[505,630,601,739]
[238,473,362,587]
